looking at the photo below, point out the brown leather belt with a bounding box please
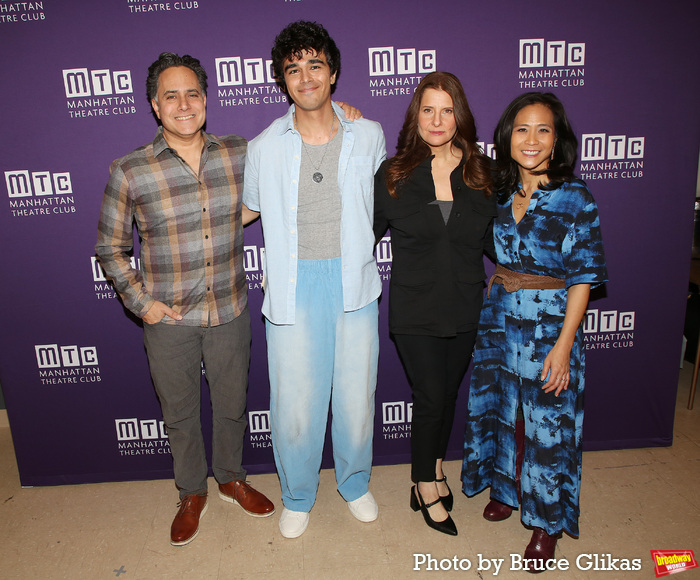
[487,264,565,297]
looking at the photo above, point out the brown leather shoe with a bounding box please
[170,493,208,546]
[523,527,559,573]
[218,479,275,517]
[483,499,513,521]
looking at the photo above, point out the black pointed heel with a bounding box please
[410,486,421,511]
[410,485,458,536]
[435,476,454,512]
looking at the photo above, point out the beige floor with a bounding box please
[0,371,698,580]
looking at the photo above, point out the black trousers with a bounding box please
[394,330,477,482]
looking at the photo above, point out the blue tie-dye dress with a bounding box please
[461,178,607,537]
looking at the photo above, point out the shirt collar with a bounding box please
[279,101,352,136]
[153,126,220,157]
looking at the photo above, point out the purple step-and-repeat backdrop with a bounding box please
[1,0,699,486]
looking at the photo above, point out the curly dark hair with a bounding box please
[271,21,340,94]
[146,52,208,103]
[385,71,492,198]
[493,92,578,195]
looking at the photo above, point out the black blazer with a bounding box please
[374,157,496,337]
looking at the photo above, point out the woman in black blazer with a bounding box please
[374,72,495,536]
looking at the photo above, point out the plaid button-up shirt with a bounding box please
[96,128,248,327]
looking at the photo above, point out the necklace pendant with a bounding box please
[313,172,323,183]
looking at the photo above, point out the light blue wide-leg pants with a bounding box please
[266,258,379,513]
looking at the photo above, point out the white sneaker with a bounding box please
[279,508,309,538]
[347,491,378,522]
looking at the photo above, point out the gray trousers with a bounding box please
[143,307,251,498]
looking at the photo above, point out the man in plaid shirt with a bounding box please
[95,52,274,547]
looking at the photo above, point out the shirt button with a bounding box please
[291,206,296,210]
[291,254,296,259]
[207,262,211,266]
[207,286,211,291]
[202,207,207,212]
[205,235,209,239]
[292,180,297,185]
[291,229,295,234]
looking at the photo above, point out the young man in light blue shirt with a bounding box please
[242,21,386,538]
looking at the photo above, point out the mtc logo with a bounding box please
[581,134,645,161]
[368,47,437,77]
[115,418,168,441]
[248,410,271,434]
[5,170,72,199]
[376,236,392,264]
[243,245,265,272]
[215,57,273,86]
[519,39,585,68]
[477,142,497,160]
[382,401,413,425]
[584,310,635,333]
[35,344,99,369]
[91,257,139,282]
[63,68,133,98]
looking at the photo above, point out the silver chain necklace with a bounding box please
[294,111,336,183]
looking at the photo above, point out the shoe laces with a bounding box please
[177,494,204,515]
[231,479,253,499]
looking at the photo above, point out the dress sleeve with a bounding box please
[562,185,608,289]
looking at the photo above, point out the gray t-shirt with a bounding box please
[429,199,453,224]
[297,129,343,259]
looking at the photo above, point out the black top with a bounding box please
[374,157,497,337]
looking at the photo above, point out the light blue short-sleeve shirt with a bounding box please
[243,102,386,325]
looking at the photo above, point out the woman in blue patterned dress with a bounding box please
[461,92,606,572]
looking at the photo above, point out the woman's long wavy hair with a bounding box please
[385,72,492,198]
[493,92,578,196]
